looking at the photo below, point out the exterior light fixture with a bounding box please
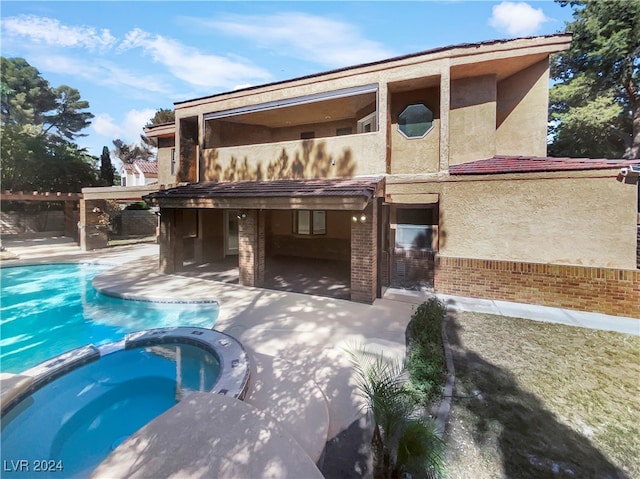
[237,212,247,219]
[360,214,366,222]
[352,214,367,223]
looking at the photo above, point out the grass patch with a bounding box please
[444,312,640,478]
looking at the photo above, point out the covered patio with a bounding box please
[145,176,384,303]
[178,255,350,300]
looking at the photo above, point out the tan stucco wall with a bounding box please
[389,87,441,174]
[156,147,176,186]
[438,174,638,269]
[165,36,571,182]
[496,59,549,156]
[448,75,497,165]
[201,133,385,181]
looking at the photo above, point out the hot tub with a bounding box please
[1,327,250,478]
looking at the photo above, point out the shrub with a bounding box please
[405,298,446,404]
[346,345,445,479]
[125,201,150,210]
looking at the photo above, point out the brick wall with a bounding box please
[238,210,265,287]
[391,248,435,289]
[435,256,640,318]
[637,225,639,269]
[351,202,377,303]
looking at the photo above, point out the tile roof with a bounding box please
[133,160,158,175]
[148,176,384,200]
[449,156,639,175]
[121,160,158,175]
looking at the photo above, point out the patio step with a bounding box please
[244,350,331,465]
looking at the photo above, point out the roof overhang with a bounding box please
[145,176,385,211]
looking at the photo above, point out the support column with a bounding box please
[79,199,109,251]
[159,208,184,273]
[64,200,78,241]
[238,209,265,287]
[351,201,378,303]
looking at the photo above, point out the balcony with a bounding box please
[201,132,386,182]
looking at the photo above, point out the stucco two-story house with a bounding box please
[143,33,640,318]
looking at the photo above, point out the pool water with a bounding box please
[0,264,220,373]
[1,343,220,479]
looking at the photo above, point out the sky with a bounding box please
[1,1,576,160]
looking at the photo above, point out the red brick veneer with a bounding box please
[435,256,640,318]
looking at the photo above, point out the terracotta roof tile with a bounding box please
[449,156,639,175]
[134,160,158,175]
[149,176,384,200]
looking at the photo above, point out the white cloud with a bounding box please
[93,109,156,143]
[489,2,551,37]
[1,15,116,50]
[29,54,170,96]
[93,113,122,138]
[124,109,156,139]
[197,12,395,68]
[119,28,272,89]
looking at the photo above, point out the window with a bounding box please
[300,131,315,140]
[396,225,433,249]
[170,148,176,175]
[398,103,433,138]
[357,112,377,133]
[336,127,353,136]
[395,207,434,250]
[293,210,326,235]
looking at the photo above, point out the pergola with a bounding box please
[1,191,82,240]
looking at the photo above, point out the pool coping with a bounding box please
[0,327,251,416]
[0,261,221,306]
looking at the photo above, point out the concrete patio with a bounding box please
[1,236,637,478]
[1,237,411,477]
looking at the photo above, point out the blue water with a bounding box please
[1,343,220,479]
[0,264,220,373]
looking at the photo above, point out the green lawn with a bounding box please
[444,311,639,479]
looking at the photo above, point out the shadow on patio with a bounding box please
[178,255,350,300]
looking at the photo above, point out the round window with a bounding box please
[398,104,433,138]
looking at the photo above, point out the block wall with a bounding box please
[435,256,640,318]
[120,210,158,237]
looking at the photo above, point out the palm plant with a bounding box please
[346,346,445,479]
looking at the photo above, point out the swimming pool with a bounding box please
[1,327,250,479]
[0,263,220,373]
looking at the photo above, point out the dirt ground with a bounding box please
[320,311,639,479]
[444,311,639,479]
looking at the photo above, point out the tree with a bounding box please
[141,107,175,149]
[100,146,115,186]
[146,108,175,127]
[112,138,154,165]
[0,125,99,191]
[548,0,639,159]
[1,57,94,142]
[0,57,100,192]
